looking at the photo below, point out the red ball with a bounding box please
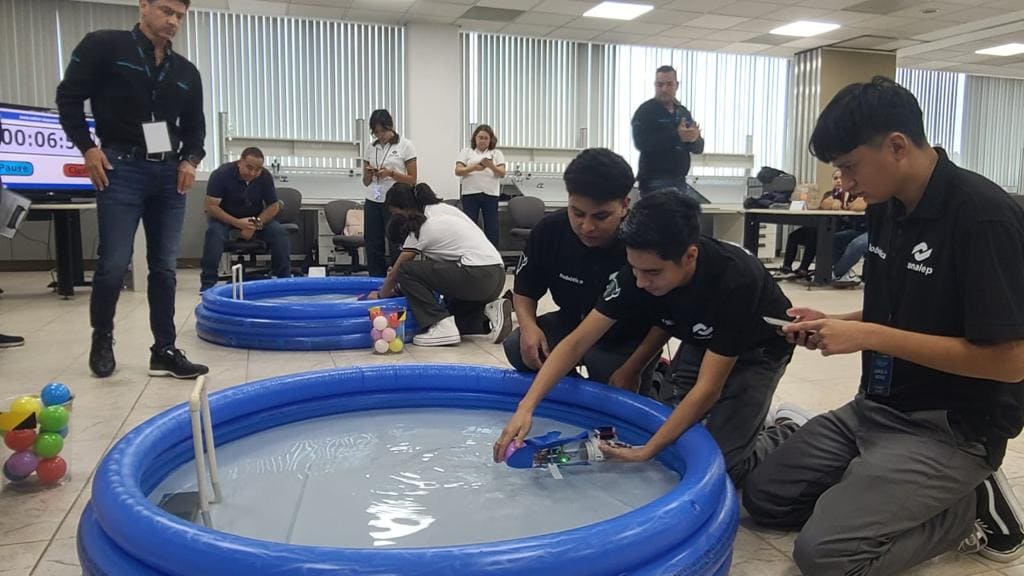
[35,456,67,484]
[387,312,400,329]
[4,429,37,452]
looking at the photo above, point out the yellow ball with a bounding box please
[389,338,404,353]
[11,396,43,418]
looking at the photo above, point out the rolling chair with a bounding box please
[324,199,365,275]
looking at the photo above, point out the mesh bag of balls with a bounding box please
[1,383,74,489]
[369,305,406,354]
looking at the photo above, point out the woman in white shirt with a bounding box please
[455,124,506,247]
[371,183,511,347]
[362,109,417,277]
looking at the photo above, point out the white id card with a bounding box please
[371,182,383,201]
[142,121,172,154]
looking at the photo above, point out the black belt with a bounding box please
[104,146,178,163]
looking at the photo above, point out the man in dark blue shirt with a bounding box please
[632,65,704,197]
[200,148,291,291]
[56,0,207,379]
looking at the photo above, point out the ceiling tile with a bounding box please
[798,0,863,8]
[709,29,763,42]
[663,25,719,39]
[562,16,622,30]
[592,31,649,45]
[635,9,705,26]
[663,0,725,12]
[288,0,353,6]
[407,1,470,17]
[501,23,559,36]
[455,18,508,32]
[685,39,732,51]
[687,14,749,29]
[349,0,416,13]
[730,18,790,33]
[227,0,288,15]
[761,5,835,21]
[515,11,577,25]
[345,9,405,23]
[614,20,675,35]
[533,0,599,16]
[714,2,788,18]
[548,26,602,40]
[723,41,775,53]
[476,0,544,8]
[286,4,350,19]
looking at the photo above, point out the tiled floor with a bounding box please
[2,269,1023,575]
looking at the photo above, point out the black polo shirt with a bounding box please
[514,210,649,343]
[595,237,793,358]
[56,24,205,163]
[862,148,1024,467]
[631,98,705,186]
[206,162,277,219]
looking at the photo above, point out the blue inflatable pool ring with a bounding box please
[78,365,739,575]
[195,277,420,350]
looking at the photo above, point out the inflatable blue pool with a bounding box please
[195,277,421,351]
[78,364,738,575]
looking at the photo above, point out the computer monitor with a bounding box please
[0,102,98,201]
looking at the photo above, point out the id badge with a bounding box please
[371,182,383,201]
[867,352,893,397]
[142,121,172,154]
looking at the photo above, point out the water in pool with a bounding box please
[256,293,362,304]
[150,408,681,548]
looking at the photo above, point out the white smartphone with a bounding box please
[763,316,793,328]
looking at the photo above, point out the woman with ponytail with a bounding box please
[370,183,511,347]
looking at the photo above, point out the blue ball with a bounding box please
[57,427,69,438]
[40,383,72,407]
[3,460,30,483]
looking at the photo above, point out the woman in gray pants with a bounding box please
[370,183,512,347]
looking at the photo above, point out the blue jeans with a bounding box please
[832,230,868,278]
[461,193,499,247]
[91,152,185,350]
[200,219,292,288]
[639,177,703,203]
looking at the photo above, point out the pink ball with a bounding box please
[382,328,397,342]
[371,329,383,341]
[6,451,39,477]
[504,442,519,462]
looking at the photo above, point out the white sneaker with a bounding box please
[484,298,513,344]
[412,316,461,347]
[832,271,861,288]
[766,403,815,428]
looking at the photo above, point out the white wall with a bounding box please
[405,23,462,199]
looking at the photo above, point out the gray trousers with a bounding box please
[743,395,993,576]
[397,261,505,334]
[667,345,794,487]
[503,311,657,389]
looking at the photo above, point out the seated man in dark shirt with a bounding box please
[504,148,655,391]
[496,188,797,487]
[200,147,291,291]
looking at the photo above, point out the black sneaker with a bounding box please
[149,347,209,379]
[975,470,1024,562]
[0,333,25,348]
[90,332,116,378]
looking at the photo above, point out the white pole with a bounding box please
[231,264,244,300]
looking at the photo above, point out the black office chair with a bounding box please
[275,187,308,274]
[508,196,545,241]
[323,199,365,275]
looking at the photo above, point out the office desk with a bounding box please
[742,209,865,285]
[27,202,95,298]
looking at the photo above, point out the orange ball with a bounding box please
[387,312,400,329]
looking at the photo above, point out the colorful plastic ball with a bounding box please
[373,339,390,354]
[371,328,383,341]
[372,315,389,331]
[57,427,69,438]
[38,406,69,433]
[34,433,64,459]
[10,396,43,418]
[36,457,68,485]
[504,442,518,462]
[387,312,401,329]
[388,338,404,353]
[4,429,37,452]
[382,328,397,343]
[40,383,72,407]
[3,460,30,483]
[6,451,39,477]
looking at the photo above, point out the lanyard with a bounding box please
[130,29,172,119]
[374,143,393,171]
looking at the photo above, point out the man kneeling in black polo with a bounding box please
[743,76,1024,574]
[200,147,291,291]
[503,148,655,390]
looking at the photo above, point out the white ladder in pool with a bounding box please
[231,263,244,300]
[190,375,223,527]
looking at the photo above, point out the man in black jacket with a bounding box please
[631,65,704,197]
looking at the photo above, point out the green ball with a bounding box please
[38,406,69,433]
[34,432,64,459]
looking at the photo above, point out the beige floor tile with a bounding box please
[0,540,47,576]
[30,537,79,576]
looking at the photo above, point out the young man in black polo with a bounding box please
[503,148,655,390]
[743,76,1024,574]
[495,188,796,487]
[200,147,291,291]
